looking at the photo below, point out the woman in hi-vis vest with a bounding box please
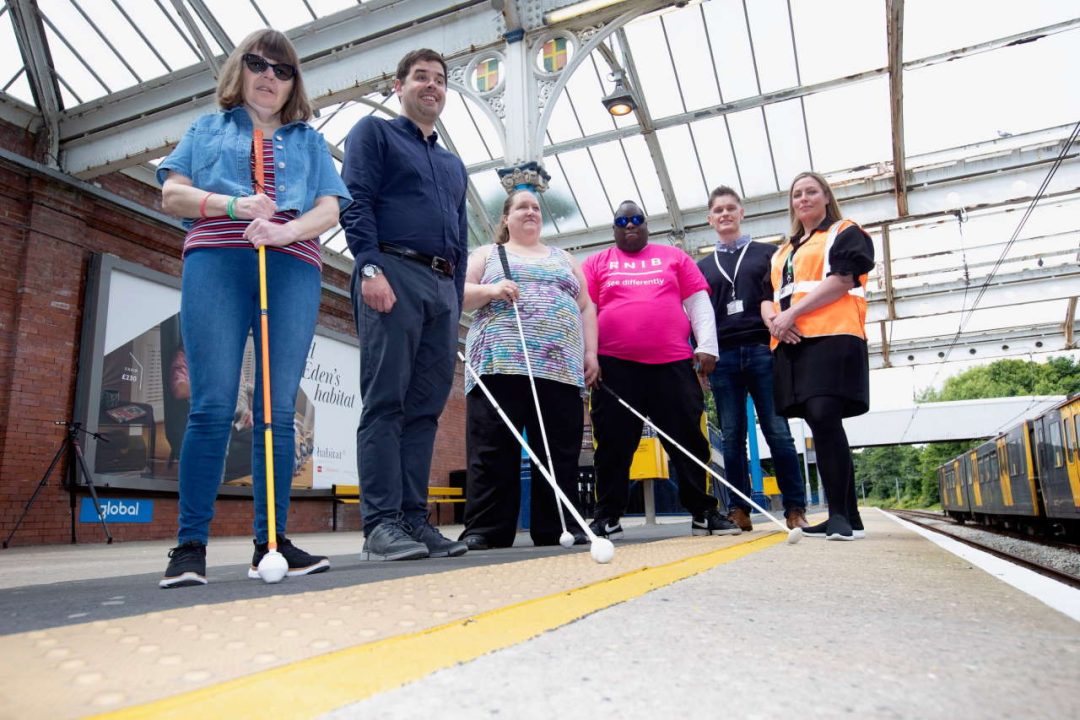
[761,172,874,541]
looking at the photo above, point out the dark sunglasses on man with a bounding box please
[242,53,296,81]
[614,214,645,228]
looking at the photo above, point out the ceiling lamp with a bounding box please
[602,70,636,117]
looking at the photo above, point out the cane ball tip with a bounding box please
[558,531,575,548]
[257,550,288,583]
[590,538,615,564]
[787,528,803,544]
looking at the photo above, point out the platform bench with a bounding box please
[331,484,466,530]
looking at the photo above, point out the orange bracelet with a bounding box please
[198,192,213,218]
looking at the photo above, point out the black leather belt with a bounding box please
[378,242,454,278]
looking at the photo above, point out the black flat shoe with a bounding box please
[461,534,490,551]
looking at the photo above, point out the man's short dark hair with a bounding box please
[396,49,448,82]
[708,185,742,208]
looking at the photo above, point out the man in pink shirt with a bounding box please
[583,201,740,539]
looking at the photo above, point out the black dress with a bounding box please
[765,220,875,420]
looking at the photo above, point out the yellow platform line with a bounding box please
[94,532,786,720]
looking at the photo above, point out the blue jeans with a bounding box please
[708,344,805,514]
[177,249,320,544]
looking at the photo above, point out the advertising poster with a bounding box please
[83,256,359,493]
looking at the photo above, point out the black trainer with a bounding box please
[361,520,429,561]
[804,516,854,541]
[159,540,207,589]
[247,536,330,579]
[692,508,742,536]
[851,513,866,539]
[588,517,623,540]
[408,520,467,557]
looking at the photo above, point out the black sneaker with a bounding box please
[247,536,330,579]
[805,516,858,541]
[692,508,742,536]
[159,540,207,589]
[408,520,467,557]
[851,514,866,540]
[588,517,623,540]
[361,520,430,561]
[461,534,490,551]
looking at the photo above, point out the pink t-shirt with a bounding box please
[582,243,709,364]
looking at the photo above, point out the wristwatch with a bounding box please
[361,264,382,279]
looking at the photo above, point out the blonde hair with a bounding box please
[216,29,313,124]
[496,189,540,245]
[786,171,843,244]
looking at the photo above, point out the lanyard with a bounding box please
[712,241,750,296]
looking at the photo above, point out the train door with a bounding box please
[968,450,983,509]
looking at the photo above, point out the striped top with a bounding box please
[464,244,584,394]
[182,139,322,269]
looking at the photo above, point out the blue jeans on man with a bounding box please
[708,343,805,516]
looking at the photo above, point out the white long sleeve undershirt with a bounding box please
[683,290,718,357]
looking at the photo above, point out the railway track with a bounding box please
[890,508,1080,590]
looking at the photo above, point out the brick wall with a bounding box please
[0,144,468,546]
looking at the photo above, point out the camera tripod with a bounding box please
[3,421,113,548]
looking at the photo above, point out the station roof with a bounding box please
[2,0,1077,388]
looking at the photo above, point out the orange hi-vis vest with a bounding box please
[769,219,868,350]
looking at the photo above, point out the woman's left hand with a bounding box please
[584,352,600,388]
[245,218,296,248]
[768,309,802,344]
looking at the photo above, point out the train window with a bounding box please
[1049,420,1063,468]
[1007,440,1020,475]
[1066,417,1078,459]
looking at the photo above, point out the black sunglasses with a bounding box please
[243,53,296,81]
[614,214,645,228]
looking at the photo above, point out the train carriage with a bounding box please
[1032,395,1080,523]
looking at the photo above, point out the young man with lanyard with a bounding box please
[696,186,809,531]
[583,200,740,539]
[340,49,469,561]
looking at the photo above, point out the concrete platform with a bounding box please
[0,509,1077,719]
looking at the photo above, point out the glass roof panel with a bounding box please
[585,140,637,217]
[556,147,611,227]
[764,99,812,190]
[624,15,684,118]
[702,0,757,102]
[661,6,720,113]
[803,76,891,173]
[903,0,1078,59]
[725,108,777,197]
[903,35,1080,156]
[200,0,263,47]
[657,124,707,210]
[790,0,885,85]
[438,92,499,166]
[566,53,618,138]
[307,0,359,16]
[38,1,130,92]
[125,1,204,72]
[743,0,798,93]
[256,0,317,29]
[539,157,586,234]
[0,10,32,104]
[544,86,584,144]
[619,134,665,215]
[688,116,741,202]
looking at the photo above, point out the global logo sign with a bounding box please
[79,498,153,523]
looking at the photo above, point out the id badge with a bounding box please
[779,284,795,300]
[726,299,744,315]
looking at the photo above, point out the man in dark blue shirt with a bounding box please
[341,48,468,561]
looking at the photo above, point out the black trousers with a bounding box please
[352,253,458,534]
[591,355,718,520]
[802,395,859,521]
[464,374,585,547]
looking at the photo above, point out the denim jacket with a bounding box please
[157,106,350,230]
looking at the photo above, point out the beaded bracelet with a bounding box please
[198,192,213,218]
[226,196,239,221]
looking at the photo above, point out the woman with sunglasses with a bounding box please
[458,189,598,550]
[156,29,350,588]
